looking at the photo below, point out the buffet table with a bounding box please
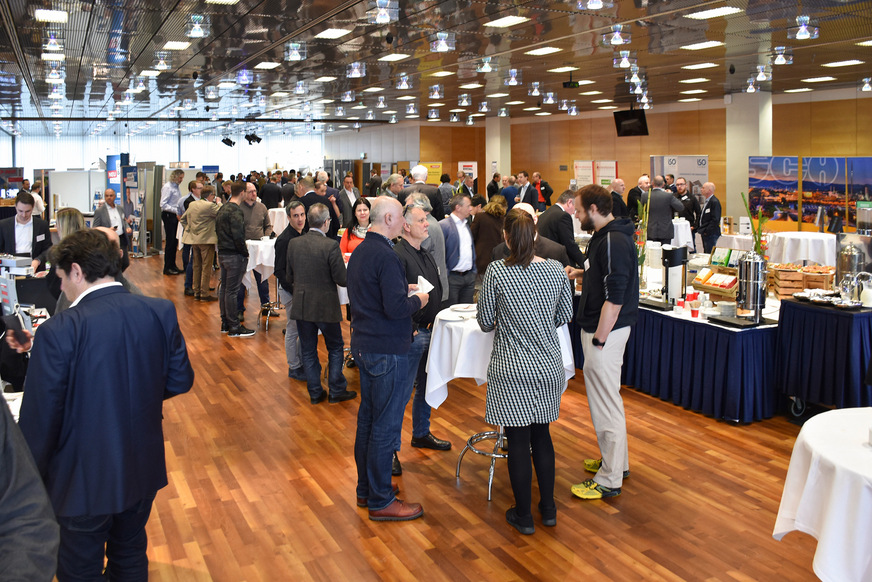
[773,407,872,582]
[716,234,754,251]
[767,232,837,266]
[425,308,574,409]
[622,307,779,422]
[775,299,872,408]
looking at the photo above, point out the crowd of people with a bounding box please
[0,162,726,578]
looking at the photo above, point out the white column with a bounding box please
[725,91,772,220]
[485,116,511,187]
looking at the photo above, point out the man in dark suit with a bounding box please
[487,173,501,199]
[338,173,361,227]
[531,172,554,211]
[18,229,194,581]
[536,190,586,268]
[92,187,134,272]
[516,170,536,206]
[610,178,629,218]
[401,165,445,220]
[317,170,344,220]
[674,176,701,228]
[0,191,52,272]
[642,175,684,246]
[259,171,283,209]
[286,203,356,405]
[365,168,382,197]
[300,177,342,239]
[491,204,571,267]
[457,174,476,198]
[697,181,722,253]
[627,174,649,222]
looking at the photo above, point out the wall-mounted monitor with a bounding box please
[613,109,649,137]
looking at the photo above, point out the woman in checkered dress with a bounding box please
[477,209,574,534]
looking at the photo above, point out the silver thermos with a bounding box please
[737,252,768,323]
[837,242,865,287]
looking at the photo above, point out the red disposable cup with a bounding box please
[691,307,700,317]
[676,299,685,308]
[687,292,698,301]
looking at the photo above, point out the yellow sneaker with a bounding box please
[583,458,630,479]
[570,478,621,500]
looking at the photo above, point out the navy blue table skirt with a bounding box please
[775,299,872,407]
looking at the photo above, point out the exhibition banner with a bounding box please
[595,161,618,187]
[650,155,709,197]
[573,160,594,186]
[422,162,443,185]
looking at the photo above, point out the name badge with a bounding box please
[704,208,711,214]
[36,234,45,242]
[584,259,590,271]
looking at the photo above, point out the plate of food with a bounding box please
[810,296,836,305]
[792,291,811,301]
[450,303,477,313]
[833,299,862,310]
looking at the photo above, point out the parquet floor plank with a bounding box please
[117,255,818,581]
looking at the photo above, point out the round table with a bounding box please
[716,234,755,251]
[767,232,837,266]
[268,208,288,236]
[773,407,872,582]
[244,238,275,288]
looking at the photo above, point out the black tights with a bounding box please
[504,423,555,522]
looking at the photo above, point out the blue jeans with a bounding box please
[297,320,347,399]
[237,270,271,310]
[182,244,193,289]
[56,494,155,582]
[354,351,410,510]
[218,254,247,328]
[278,287,301,369]
[396,329,432,450]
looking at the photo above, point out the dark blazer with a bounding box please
[533,180,554,206]
[0,216,52,269]
[675,191,701,227]
[627,186,643,221]
[518,182,537,206]
[486,180,501,199]
[536,204,585,267]
[642,188,684,241]
[338,187,361,227]
[439,215,477,273]
[491,236,571,268]
[259,182,282,209]
[402,182,445,220]
[697,195,722,239]
[300,191,341,239]
[365,175,382,197]
[611,191,629,218]
[286,230,347,323]
[92,202,131,247]
[19,285,194,517]
[470,211,504,275]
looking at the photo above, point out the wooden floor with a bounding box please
[125,255,818,582]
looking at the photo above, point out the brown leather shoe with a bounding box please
[357,483,400,508]
[368,499,423,521]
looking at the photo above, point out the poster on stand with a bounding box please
[650,155,709,198]
[748,156,799,223]
[458,161,477,180]
[595,161,618,187]
[847,158,872,228]
[422,162,443,185]
[573,161,594,186]
[801,158,846,227]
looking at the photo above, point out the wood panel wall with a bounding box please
[509,109,728,194]
[418,126,487,183]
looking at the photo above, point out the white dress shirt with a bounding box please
[14,219,33,254]
[450,212,473,272]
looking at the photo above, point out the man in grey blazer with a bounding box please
[91,188,133,270]
[641,175,684,246]
[285,203,356,405]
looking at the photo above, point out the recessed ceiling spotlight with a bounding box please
[525,47,561,56]
[680,41,724,51]
[822,60,864,68]
[684,6,743,19]
[430,32,456,52]
[315,29,352,39]
[378,53,410,62]
[255,62,281,70]
[163,41,191,51]
[682,62,717,70]
[801,76,836,83]
[548,66,579,73]
[485,16,529,28]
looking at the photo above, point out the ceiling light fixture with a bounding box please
[822,60,865,68]
[578,0,614,9]
[236,68,251,85]
[255,62,280,70]
[802,76,836,83]
[389,115,398,124]
[428,108,439,120]
[568,103,578,116]
[153,52,171,70]
[603,25,630,46]
[528,82,540,96]
[548,66,579,73]
[756,65,772,82]
[680,41,724,51]
[347,62,366,78]
[789,15,819,40]
[163,41,191,51]
[558,99,569,110]
[478,101,489,112]
[784,88,813,93]
[745,78,757,93]
[406,102,417,114]
[613,50,636,69]
[458,94,471,106]
[477,57,494,73]
[498,107,508,117]
[222,137,235,147]
[315,29,351,39]
[396,74,412,90]
[368,0,399,24]
[466,116,474,125]
[460,83,483,89]
[504,69,522,87]
[450,113,459,122]
[525,47,562,56]
[378,53,409,62]
[430,31,456,52]
[335,106,345,116]
[186,14,209,38]
[34,9,68,22]
[41,52,65,62]
[366,110,375,120]
[861,78,872,92]
[682,62,717,70]
[376,96,386,108]
[283,41,307,62]
[429,84,443,99]
[43,32,62,51]
[773,46,793,65]
[294,81,307,95]
[542,92,556,105]
[431,71,454,77]
[684,6,743,19]
[485,15,529,28]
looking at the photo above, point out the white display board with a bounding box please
[49,170,106,215]
[458,161,478,180]
[650,155,709,198]
[573,160,594,186]
[595,161,618,187]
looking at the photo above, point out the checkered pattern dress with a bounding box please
[477,259,574,426]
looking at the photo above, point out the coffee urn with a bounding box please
[661,245,688,304]
[737,252,768,323]
[837,242,865,286]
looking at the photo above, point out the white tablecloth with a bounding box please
[767,232,837,266]
[268,208,288,236]
[773,407,872,582]
[244,239,275,290]
[716,234,755,251]
[671,219,693,250]
[425,308,574,409]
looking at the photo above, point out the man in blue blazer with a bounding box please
[696,181,722,253]
[19,229,194,581]
[439,193,477,308]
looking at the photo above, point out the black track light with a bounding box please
[244,133,262,145]
[221,137,235,147]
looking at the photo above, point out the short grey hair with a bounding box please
[405,192,432,213]
[286,199,304,217]
[316,170,328,183]
[410,165,428,181]
[307,203,330,229]
[384,173,404,189]
[171,169,185,180]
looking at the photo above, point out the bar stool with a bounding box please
[456,425,507,501]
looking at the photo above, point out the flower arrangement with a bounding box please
[635,194,650,267]
[740,191,768,257]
